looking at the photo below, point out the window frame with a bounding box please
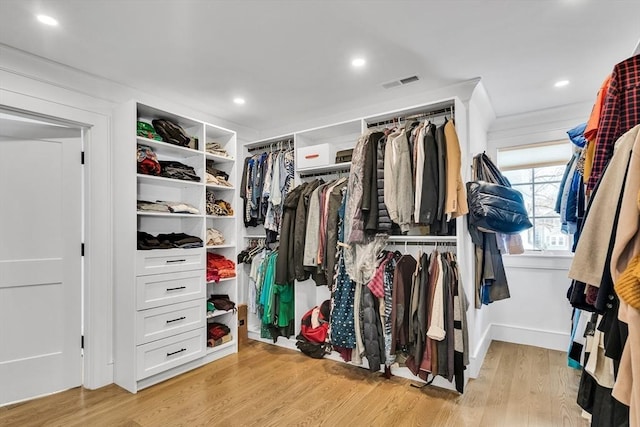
[497,141,574,255]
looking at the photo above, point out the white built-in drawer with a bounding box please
[136,248,205,276]
[297,143,330,169]
[136,300,205,344]
[136,328,205,380]
[136,270,205,310]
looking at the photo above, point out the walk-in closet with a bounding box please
[1,1,639,426]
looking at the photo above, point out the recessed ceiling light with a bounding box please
[36,14,59,26]
[233,97,246,105]
[554,80,570,88]
[351,58,366,68]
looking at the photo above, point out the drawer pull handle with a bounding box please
[304,154,319,159]
[166,286,186,291]
[167,348,187,357]
[166,259,187,264]
[166,316,186,324]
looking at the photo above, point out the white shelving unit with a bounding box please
[113,101,238,393]
[241,95,482,392]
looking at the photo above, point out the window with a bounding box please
[497,141,572,252]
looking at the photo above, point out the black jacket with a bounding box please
[362,286,385,372]
[376,135,392,232]
[275,183,307,284]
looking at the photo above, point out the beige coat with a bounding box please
[384,129,414,232]
[609,125,640,427]
[568,126,639,286]
[443,120,468,218]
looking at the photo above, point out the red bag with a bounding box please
[300,300,330,344]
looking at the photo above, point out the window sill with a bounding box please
[502,252,573,270]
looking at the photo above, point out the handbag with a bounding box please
[467,181,532,234]
[208,294,236,312]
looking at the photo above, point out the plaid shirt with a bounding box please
[588,55,640,192]
[368,252,393,298]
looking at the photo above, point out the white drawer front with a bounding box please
[136,328,205,380]
[297,143,330,169]
[136,248,205,276]
[136,300,205,344]
[136,270,205,310]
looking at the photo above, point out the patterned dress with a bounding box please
[330,190,356,348]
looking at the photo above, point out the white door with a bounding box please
[0,115,82,405]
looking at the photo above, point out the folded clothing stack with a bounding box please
[136,144,200,182]
[206,173,233,187]
[207,321,232,347]
[206,142,233,159]
[335,148,354,163]
[206,161,232,187]
[152,118,198,150]
[137,121,162,141]
[206,162,230,180]
[137,232,203,250]
[159,160,200,182]
[137,200,200,214]
[206,191,234,216]
[207,252,236,282]
[206,228,225,246]
[137,145,161,176]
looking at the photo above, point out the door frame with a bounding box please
[0,88,114,390]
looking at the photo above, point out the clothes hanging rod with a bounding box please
[387,235,457,243]
[385,240,457,246]
[298,168,351,178]
[247,138,293,153]
[366,106,454,129]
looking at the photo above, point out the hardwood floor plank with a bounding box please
[431,340,505,427]
[0,340,588,427]
[527,346,552,426]
[478,340,518,427]
[503,344,532,426]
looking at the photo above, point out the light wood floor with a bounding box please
[0,340,588,427]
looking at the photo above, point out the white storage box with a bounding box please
[297,143,330,169]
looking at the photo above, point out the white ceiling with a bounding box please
[0,0,639,133]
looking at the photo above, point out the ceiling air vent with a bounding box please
[382,75,419,89]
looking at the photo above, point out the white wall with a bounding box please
[493,256,574,351]
[484,101,592,352]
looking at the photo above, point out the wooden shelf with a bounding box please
[206,215,236,219]
[206,244,236,249]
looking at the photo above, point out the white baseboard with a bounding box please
[490,323,570,352]
[469,324,493,379]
